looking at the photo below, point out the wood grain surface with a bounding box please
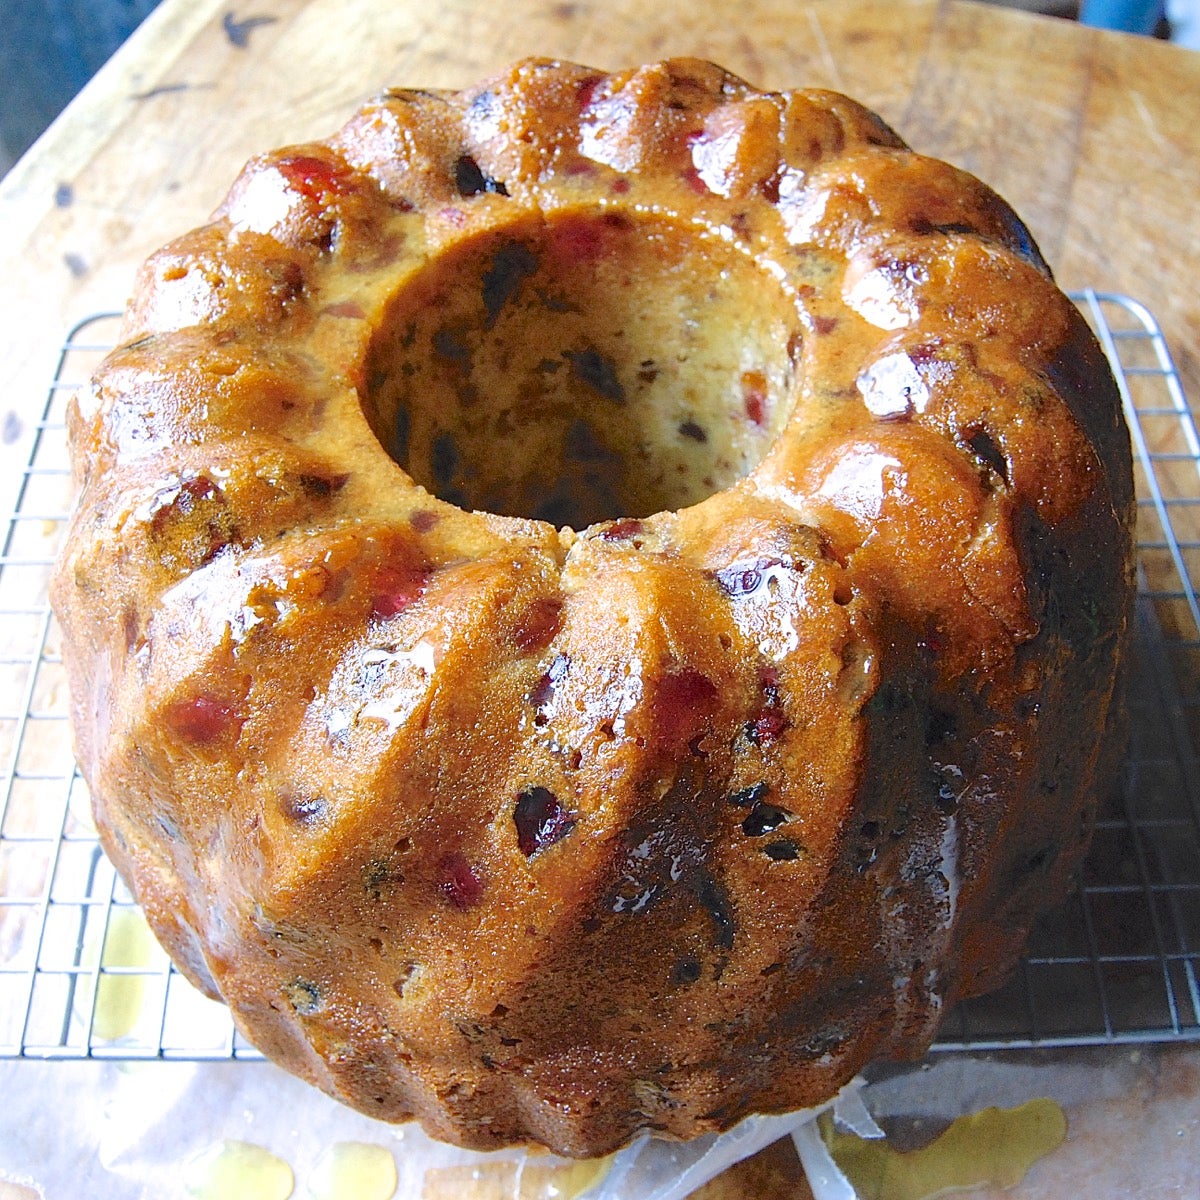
[1,2,1199,1194]
[2,1,1198,512]
[2,1,1197,500]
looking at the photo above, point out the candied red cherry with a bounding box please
[576,74,605,111]
[742,370,768,427]
[276,153,353,202]
[371,565,431,618]
[747,705,789,746]
[167,694,243,745]
[655,668,718,744]
[513,598,563,654]
[597,518,644,542]
[437,852,484,909]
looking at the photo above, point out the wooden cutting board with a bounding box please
[1,0,1198,473]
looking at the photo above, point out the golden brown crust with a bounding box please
[51,58,1134,1157]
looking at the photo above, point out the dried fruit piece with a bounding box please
[437,853,484,909]
[454,154,509,197]
[513,598,563,653]
[729,782,769,808]
[371,564,431,618]
[514,786,576,857]
[167,694,243,745]
[655,668,719,744]
[529,653,570,723]
[741,802,791,837]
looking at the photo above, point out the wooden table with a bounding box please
[1,1,1198,1195]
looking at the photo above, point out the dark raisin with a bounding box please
[714,561,765,597]
[729,782,769,808]
[741,802,791,837]
[564,346,625,403]
[691,869,735,950]
[393,961,420,998]
[454,154,509,197]
[672,957,702,986]
[468,89,497,119]
[297,472,350,498]
[564,419,618,463]
[926,708,956,743]
[432,326,473,370]
[482,242,538,321]
[155,813,181,841]
[964,425,1010,485]
[529,652,570,720]
[935,778,961,814]
[362,859,392,900]
[910,216,977,237]
[149,474,221,537]
[678,420,707,443]
[1023,846,1054,875]
[514,786,576,857]
[430,431,459,488]
[764,839,800,861]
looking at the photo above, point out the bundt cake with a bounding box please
[51,58,1134,1157]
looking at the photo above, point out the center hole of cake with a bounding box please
[362,210,800,528]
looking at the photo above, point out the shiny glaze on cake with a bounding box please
[51,59,1134,1156]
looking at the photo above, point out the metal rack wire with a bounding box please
[2,294,1199,1063]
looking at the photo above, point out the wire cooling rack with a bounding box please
[2,294,1199,1063]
